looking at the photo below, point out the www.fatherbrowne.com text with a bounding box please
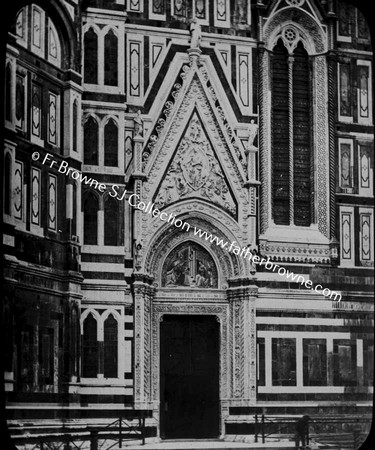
[34,152,342,302]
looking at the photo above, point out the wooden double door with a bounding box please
[160,315,220,439]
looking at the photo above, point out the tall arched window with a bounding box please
[82,314,98,378]
[104,119,118,167]
[272,40,289,225]
[104,29,118,86]
[84,116,98,165]
[83,193,98,245]
[4,154,11,215]
[84,28,98,84]
[104,195,120,246]
[104,314,118,378]
[292,42,312,226]
[271,37,312,227]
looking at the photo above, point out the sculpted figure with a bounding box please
[190,18,201,49]
[248,119,259,148]
[134,110,143,137]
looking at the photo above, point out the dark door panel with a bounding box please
[160,315,220,439]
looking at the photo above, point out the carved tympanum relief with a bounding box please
[161,241,218,288]
[154,112,236,217]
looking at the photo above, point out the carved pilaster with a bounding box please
[327,49,337,242]
[227,282,258,405]
[133,275,155,407]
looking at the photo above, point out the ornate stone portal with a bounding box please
[133,254,258,437]
[131,48,258,437]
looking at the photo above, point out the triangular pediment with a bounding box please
[142,58,248,220]
[153,110,237,217]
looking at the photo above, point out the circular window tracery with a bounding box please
[283,27,298,43]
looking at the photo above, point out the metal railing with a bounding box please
[11,415,147,450]
[253,414,371,448]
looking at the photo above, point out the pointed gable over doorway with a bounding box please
[153,110,237,217]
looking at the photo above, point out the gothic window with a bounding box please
[104,119,118,166]
[161,241,218,288]
[4,154,11,215]
[271,39,312,226]
[72,100,78,152]
[84,28,98,84]
[83,192,99,245]
[104,195,121,246]
[303,339,327,386]
[104,314,118,378]
[39,327,54,384]
[84,117,99,165]
[82,314,98,378]
[333,340,357,386]
[272,338,296,386]
[104,30,118,86]
[5,63,12,122]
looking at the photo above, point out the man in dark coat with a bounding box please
[295,415,309,449]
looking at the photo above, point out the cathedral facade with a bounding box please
[2,0,374,444]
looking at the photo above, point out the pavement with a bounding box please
[110,438,322,450]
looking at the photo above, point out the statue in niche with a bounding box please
[247,119,259,149]
[190,17,202,49]
[134,110,143,137]
[235,0,248,24]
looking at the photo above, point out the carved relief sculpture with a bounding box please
[154,113,237,216]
